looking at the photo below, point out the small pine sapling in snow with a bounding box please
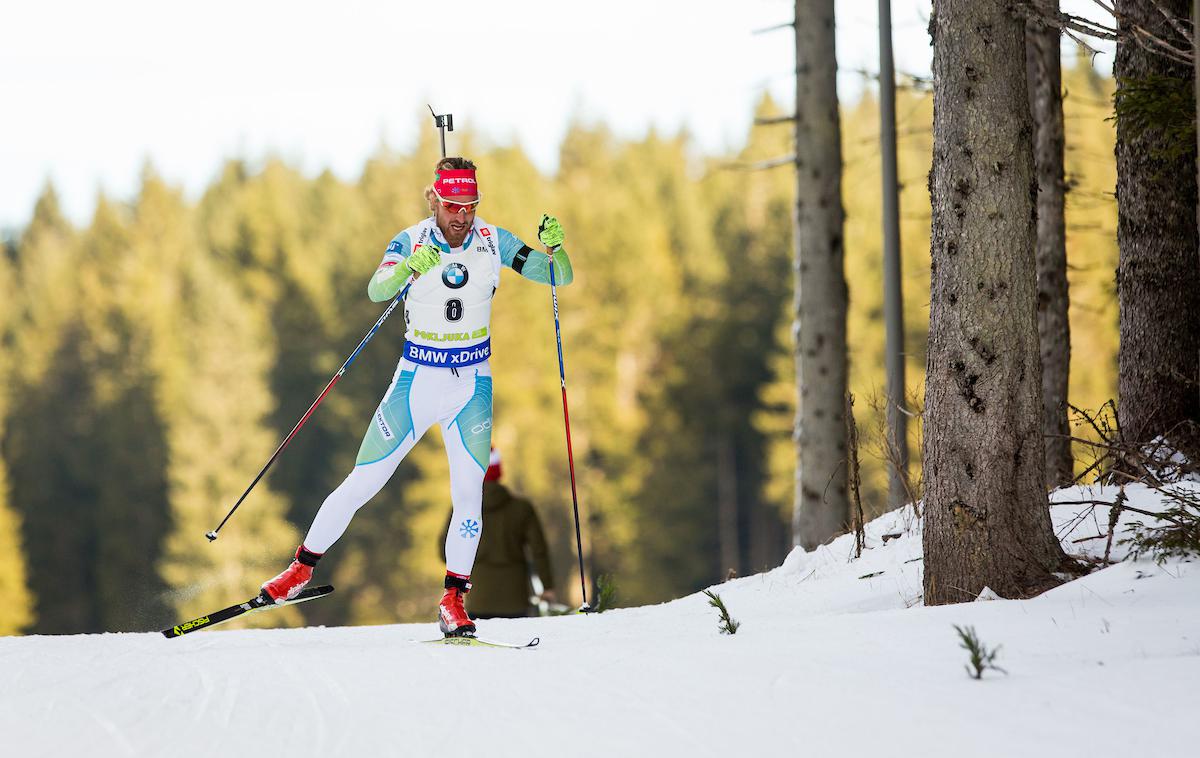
[593,574,618,613]
[954,625,1006,679]
[703,589,741,635]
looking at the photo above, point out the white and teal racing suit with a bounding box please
[302,216,572,578]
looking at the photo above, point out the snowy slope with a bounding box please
[2,484,1197,758]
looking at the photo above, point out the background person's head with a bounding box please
[484,447,502,482]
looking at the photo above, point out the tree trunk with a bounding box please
[1025,5,1074,489]
[923,0,1070,605]
[879,0,911,509]
[792,0,850,550]
[1114,0,1200,455]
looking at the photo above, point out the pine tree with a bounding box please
[128,171,301,627]
[79,196,173,630]
[1113,0,1200,458]
[8,191,175,633]
[1027,3,1074,487]
[878,0,912,510]
[792,0,851,550]
[0,252,34,635]
[694,95,794,578]
[616,132,737,599]
[4,184,101,632]
[0,462,34,635]
[923,0,1072,604]
[549,125,706,601]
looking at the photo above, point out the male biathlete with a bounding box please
[259,157,573,636]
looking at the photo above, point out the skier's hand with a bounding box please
[406,244,442,277]
[538,214,564,249]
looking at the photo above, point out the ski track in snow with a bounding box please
[2,483,1199,757]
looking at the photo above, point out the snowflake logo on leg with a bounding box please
[459,519,480,538]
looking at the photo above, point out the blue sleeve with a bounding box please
[497,227,530,269]
[496,227,573,286]
[386,231,412,260]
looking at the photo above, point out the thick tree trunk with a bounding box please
[792,0,850,549]
[923,0,1070,605]
[1025,6,1073,489]
[1114,0,1200,455]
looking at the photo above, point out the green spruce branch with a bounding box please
[954,625,1006,680]
[703,589,741,635]
[593,574,618,613]
[1112,73,1196,165]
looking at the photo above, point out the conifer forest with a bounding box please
[0,44,1171,635]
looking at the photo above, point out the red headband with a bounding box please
[434,169,478,198]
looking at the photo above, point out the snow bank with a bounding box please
[1,484,1196,758]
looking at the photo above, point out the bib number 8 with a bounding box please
[445,298,463,322]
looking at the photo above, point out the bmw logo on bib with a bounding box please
[442,263,468,289]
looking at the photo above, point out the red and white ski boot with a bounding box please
[438,574,476,637]
[261,545,322,603]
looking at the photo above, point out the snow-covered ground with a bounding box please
[3,484,1197,758]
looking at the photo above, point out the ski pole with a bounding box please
[547,247,592,612]
[206,278,414,541]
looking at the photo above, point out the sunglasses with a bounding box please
[439,198,480,214]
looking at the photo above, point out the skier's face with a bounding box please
[436,194,478,247]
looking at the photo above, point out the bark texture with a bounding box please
[923,0,1070,605]
[792,0,850,549]
[1025,5,1074,489]
[1114,0,1200,456]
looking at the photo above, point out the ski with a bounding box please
[422,635,540,650]
[161,585,334,638]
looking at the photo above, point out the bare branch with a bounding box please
[1053,493,1192,528]
[1068,402,1116,443]
[1063,29,1107,60]
[1019,0,1195,65]
[752,21,794,35]
[720,155,796,172]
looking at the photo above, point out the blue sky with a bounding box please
[0,0,1112,228]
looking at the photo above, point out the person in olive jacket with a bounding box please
[444,448,557,618]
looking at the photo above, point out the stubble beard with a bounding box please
[440,218,470,248]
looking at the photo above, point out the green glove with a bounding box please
[538,214,565,249]
[406,243,442,276]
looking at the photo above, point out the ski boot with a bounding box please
[261,545,322,603]
[438,573,476,637]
